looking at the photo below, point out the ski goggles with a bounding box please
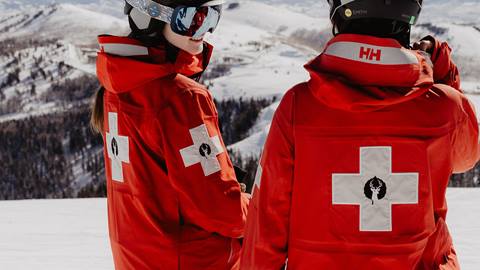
[125,0,224,39]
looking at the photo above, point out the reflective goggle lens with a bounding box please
[171,5,221,39]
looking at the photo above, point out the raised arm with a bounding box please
[420,36,461,90]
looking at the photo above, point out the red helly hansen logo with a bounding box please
[359,46,382,61]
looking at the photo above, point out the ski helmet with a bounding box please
[328,0,422,27]
[327,0,422,46]
[125,0,223,37]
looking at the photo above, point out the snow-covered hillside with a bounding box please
[0,1,479,266]
[422,0,480,25]
[210,1,480,158]
[1,0,480,194]
[206,1,327,100]
[1,0,480,117]
[0,0,122,17]
[0,188,478,270]
[0,3,128,121]
[0,3,127,44]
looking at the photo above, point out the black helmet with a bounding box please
[125,0,215,13]
[327,0,423,46]
[124,0,216,41]
[328,0,423,26]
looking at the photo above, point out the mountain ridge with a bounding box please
[0,0,479,200]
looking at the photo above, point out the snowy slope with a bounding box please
[208,0,480,102]
[2,0,479,101]
[447,189,480,270]
[1,0,477,39]
[0,0,122,17]
[421,0,480,25]
[229,101,279,156]
[0,199,113,270]
[0,3,127,44]
[205,0,328,100]
[254,0,480,25]
[0,189,478,270]
[0,3,128,122]
[0,41,86,121]
[224,0,329,35]
[1,0,480,158]
[214,0,480,157]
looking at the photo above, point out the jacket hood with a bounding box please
[96,35,212,94]
[305,34,435,112]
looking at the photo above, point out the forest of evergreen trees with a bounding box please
[0,72,107,200]
[0,88,276,199]
[0,75,479,200]
[1,94,476,200]
[0,105,104,199]
[216,97,276,145]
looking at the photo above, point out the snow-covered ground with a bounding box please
[447,189,480,270]
[0,199,113,270]
[0,189,478,269]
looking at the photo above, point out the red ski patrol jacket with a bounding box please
[96,36,249,270]
[240,34,479,270]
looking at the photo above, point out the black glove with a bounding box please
[234,166,247,192]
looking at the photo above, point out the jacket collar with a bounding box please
[304,34,435,111]
[307,34,434,87]
[96,35,212,93]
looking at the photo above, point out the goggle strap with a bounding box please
[125,0,174,23]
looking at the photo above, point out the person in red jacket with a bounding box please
[90,0,249,269]
[241,0,479,269]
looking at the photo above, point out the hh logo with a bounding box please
[359,46,382,61]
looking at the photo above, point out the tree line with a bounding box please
[0,105,103,200]
[0,94,276,199]
[0,90,478,200]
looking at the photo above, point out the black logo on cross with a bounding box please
[199,143,212,157]
[364,176,387,205]
[111,137,119,157]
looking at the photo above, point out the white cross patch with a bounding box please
[252,164,263,196]
[179,124,224,176]
[106,112,130,182]
[332,147,418,232]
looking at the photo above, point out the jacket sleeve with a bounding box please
[452,95,480,173]
[159,88,248,238]
[240,90,295,269]
[423,36,461,90]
